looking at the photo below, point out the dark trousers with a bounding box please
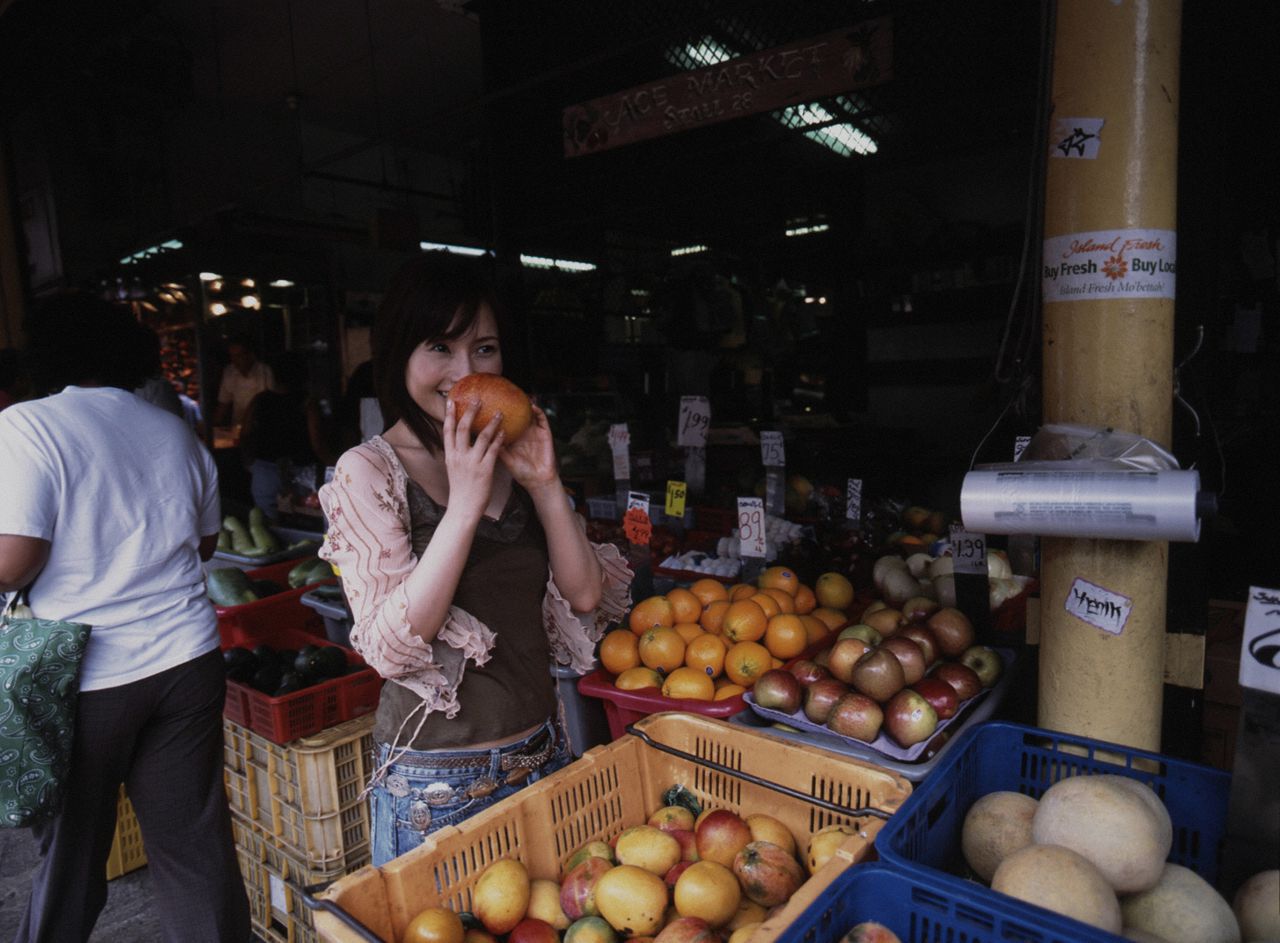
[14,649,251,943]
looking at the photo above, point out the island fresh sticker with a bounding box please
[1064,576,1132,636]
[1043,229,1176,302]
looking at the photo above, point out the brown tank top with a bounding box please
[372,479,557,749]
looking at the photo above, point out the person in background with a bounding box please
[214,332,274,429]
[132,324,186,421]
[0,347,27,411]
[318,253,632,865]
[0,291,251,942]
[239,351,336,521]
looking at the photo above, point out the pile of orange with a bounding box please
[598,566,856,702]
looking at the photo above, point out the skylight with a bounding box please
[420,240,491,257]
[519,254,597,273]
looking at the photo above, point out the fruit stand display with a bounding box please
[308,712,913,943]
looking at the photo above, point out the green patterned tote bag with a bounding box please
[0,590,91,827]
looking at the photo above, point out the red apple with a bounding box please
[802,678,849,724]
[959,645,1003,687]
[825,692,883,742]
[560,856,612,919]
[879,636,927,685]
[925,607,975,658]
[850,648,906,703]
[447,373,534,442]
[900,596,939,623]
[837,624,882,646]
[883,688,939,747]
[509,919,559,943]
[912,677,960,720]
[788,659,830,686]
[731,840,806,907]
[752,669,803,714]
[931,661,983,701]
[669,828,699,862]
[653,917,716,943]
[862,607,905,639]
[694,810,753,868]
[898,624,940,667]
[846,922,903,943]
[826,637,873,684]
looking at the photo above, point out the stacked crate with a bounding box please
[224,713,376,943]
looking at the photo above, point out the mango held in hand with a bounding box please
[448,374,533,443]
[473,858,531,935]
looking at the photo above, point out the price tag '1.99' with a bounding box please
[665,480,687,520]
[846,478,863,522]
[760,430,785,468]
[677,396,711,447]
[609,423,630,481]
[737,497,767,558]
[949,524,988,575]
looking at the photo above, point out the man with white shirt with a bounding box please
[214,333,274,429]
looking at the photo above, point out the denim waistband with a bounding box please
[376,718,556,769]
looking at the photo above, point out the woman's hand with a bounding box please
[442,398,504,522]
[500,404,560,495]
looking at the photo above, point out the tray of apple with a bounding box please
[742,604,1014,766]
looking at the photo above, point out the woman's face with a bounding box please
[404,303,503,425]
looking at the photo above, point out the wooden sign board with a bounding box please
[563,19,893,158]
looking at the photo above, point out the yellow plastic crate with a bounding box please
[312,712,913,943]
[106,786,147,880]
[233,814,369,943]
[223,713,375,873]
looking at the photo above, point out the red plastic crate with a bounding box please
[220,623,381,745]
[576,669,747,739]
[213,560,334,641]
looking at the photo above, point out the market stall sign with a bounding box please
[563,19,893,158]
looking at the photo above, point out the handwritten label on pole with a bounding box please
[677,396,711,447]
[736,497,767,559]
[760,431,786,467]
[949,524,988,576]
[1050,116,1104,160]
[623,490,652,546]
[846,478,863,522]
[1240,585,1280,695]
[1064,576,1132,636]
[665,480,687,520]
[609,423,631,481]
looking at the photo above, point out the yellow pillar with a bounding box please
[1039,0,1181,751]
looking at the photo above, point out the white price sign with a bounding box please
[760,431,785,467]
[677,396,711,447]
[949,524,988,575]
[737,497,767,559]
[609,423,631,481]
[846,478,863,522]
[627,491,651,516]
[1240,585,1280,695]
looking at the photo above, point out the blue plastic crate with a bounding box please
[873,721,1231,941]
[778,862,1105,943]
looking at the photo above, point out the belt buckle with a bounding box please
[385,773,410,798]
[465,776,498,799]
[424,782,456,806]
[408,798,432,831]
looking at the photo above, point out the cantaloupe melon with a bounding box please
[991,843,1122,933]
[960,791,1038,882]
[1121,863,1240,943]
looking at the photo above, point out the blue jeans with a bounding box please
[369,719,570,866]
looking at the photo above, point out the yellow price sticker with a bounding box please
[665,480,687,519]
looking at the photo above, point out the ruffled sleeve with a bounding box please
[318,437,496,715]
[542,539,633,672]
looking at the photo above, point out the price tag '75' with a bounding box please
[949,524,988,576]
[760,431,785,468]
[737,497,767,558]
[678,396,711,447]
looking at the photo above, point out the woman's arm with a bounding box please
[501,405,601,613]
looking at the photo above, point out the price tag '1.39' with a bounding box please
[949,524,988,576]
[737,497,767,558]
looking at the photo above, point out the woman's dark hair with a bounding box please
[373,252,507,452]
[24,290,155,394]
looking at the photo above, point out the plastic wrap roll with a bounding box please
[960,468,1201,541]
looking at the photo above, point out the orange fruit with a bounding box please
[800,614,831,644]
[639,626,686,673]
[758,566,800,597]
[759,587,796,614]
[714,682,746,700]
[403,907,465,943]
[811,607,848,631]
[748,593,781,619]
[814,573,855,610]
[689,578,729,608]
[724,641,772,687]
[721,599,768,643]
[771,657,784,669]
[700,599,731,635]
[674,622,705,644]
[600,629,641,675]
[666,587,704,624]
[615,666,664,691]
[727,583,758,602]
[662,666,715,701]
[685,633,727,679]
[629,595,675,636]
[792,584,817,614]
[763,614,808,659]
